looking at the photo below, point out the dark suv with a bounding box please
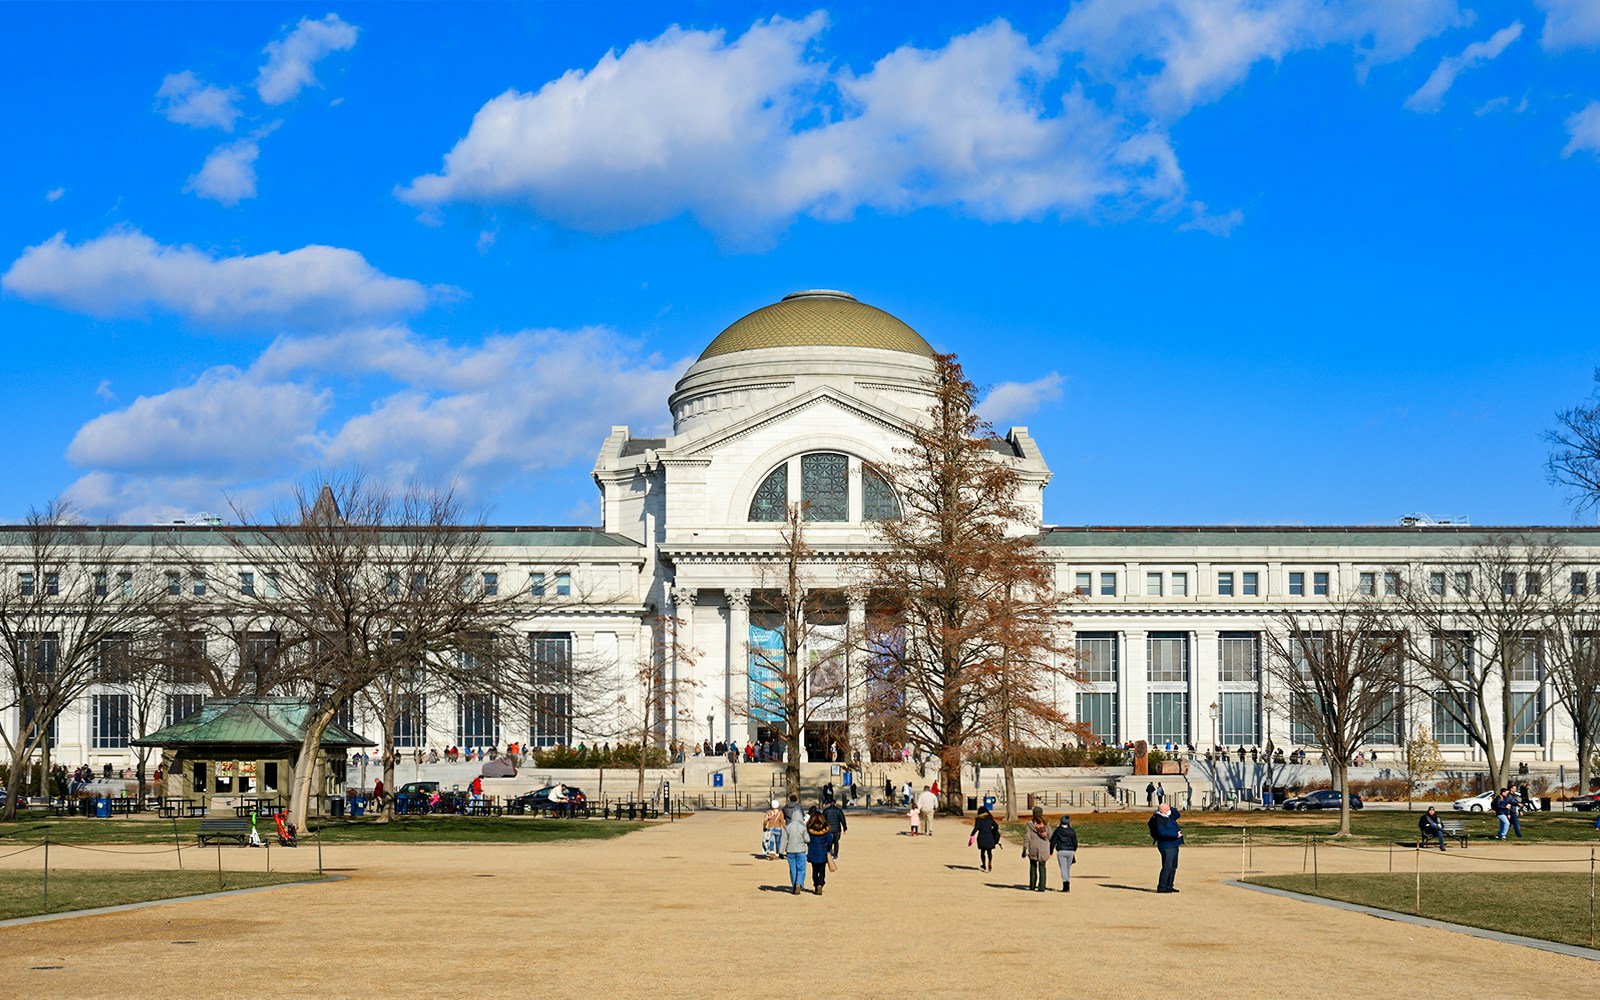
[1281,789,1363,811]
[515,785,589,818]
[394,781,440,813]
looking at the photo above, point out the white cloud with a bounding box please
[1,229,434,329]
[154,70,242,131]
[1178,201,1245,235]
[62,324,687,522]
[401,15,1188,242]
[256,14,359,104]
[94,379,116,402]
[185,139,261,205]
[1564,101,1600,158]
[1404,22,1523,113]
[45,187,64,202]
[1538,0,1600,51]
[980,372,1065,426]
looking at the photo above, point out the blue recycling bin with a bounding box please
[712,773,724,787]
[351,796,366,817]
[94,796,110,818]
[982,795,997,811]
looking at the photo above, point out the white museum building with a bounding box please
[12,290,1600,773]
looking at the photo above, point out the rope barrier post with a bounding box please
[1240,826,1246,880]
[1313,836,1318,891]
[173,817,183,869]
[1590,847,1595,950]
[1302,835,1309,874]
[1414,839,1421,917]
[216,843,224,892]
[42,835,48,911]
[1388,837,1393,874]
[316,827,323,875]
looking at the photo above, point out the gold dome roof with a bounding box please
[698,291,934,360]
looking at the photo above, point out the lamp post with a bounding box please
[706,713,715,749]
[1209,700,1219,752]
[1262,692,1278,809]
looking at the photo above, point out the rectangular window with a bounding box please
[1501,571,1517,597]
[1358,572,1376,596]
[556,572,571,597]
[1220,691,1258,745]
[1290,693,1319,745]
[1573,572,1589,597]
[1145,572,1162,597]
[1073,572,1091,596]
[192,572,206,596]
[165,692,206,728]
[26,633,60,682]
[1365,691,1403,745]
[1432,632,1473,681]
[457,693,499,748]
[1432,691,1468,745]
[166,571,181,595]
[94,571,108,597]
[1288,572,1305,596]
[1218,633,1260,683]
[531,572,546,597]
[386,572,400,596]
[241,632,279,690]
[530,633,574,747]
[392,693,426,749]
[1099,572,1116,597]
[1242,572,1259,596]
[117,571,132,597]
[19,572,34,596]
[1454,572,1471,595]
[98,634,134,684]
[1384,571,1400,596]
[265,571,279,597]
[44,572,58,596]
[1147,633,1188,683]
[1526,572,1541,596]
[164,632,207,686]
[1511,690,1545,746]
[1217,572,1234,596]
[240,571,255,596]
[1171,572,1188,597]
[1509,636,1541,683]
[1429,572,1445,595]
[92,693,131,749]
[1147,692,1188,746]
[482,572,498,596]
[1075,633,1118,683]
[1313,572,1329,596]
[1076,692,1118,743]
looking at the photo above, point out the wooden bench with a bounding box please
[1439,819,1469,848]
[197,818,250,846]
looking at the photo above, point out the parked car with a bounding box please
[395,781,441,813]
[516,784,589,817]
[1281,789,1363,811]
[1452,791,1495,812]
[1569,793,1600,812]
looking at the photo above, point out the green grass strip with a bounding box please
[0,870,323,921]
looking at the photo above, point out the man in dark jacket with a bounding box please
[1419,806,1446,851]
[1050,814,1079,892]
[822,800,847,858]
[1148,804,1182,893]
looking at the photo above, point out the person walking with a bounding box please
[969,806,1001,872]
[470,775,483,811]
[1493,788,1511,840]
[1419,806,1447,851]
[1050,813,1079,892]
[805,807,833,895]
[762,799,785,859]
[901,780,914,807]
[1023,806,1052,891]
[1148,802,1183,893]
[1507,789,1524,839]
[917,785,939,836]
[1156,782,1165,805]
[780,803,810,894]
[822,798,847,858]
[907,800,921,836]
[1145,781,1156,806]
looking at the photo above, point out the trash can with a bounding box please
[967,796,978,811]
[1026,793,1036,810]
[983,795,997,811]
[1541,797,1552,812]
[94,796,110,818]
[351,796,365,817]
[328,797,345,818]
[713,773,724,788]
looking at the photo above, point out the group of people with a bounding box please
[763,795,847,894]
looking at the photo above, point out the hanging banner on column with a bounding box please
[748,620,785,724]
[808,622,848,721]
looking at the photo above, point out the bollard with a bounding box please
[1312,837,1318,890]
[216,843,224,892]
[1414,841,1421,916]
[316,828,324,875]
[43,835,49,910]
[1591,848,1596,949]
[173,817,183,869]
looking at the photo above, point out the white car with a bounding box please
[1452,791,1495,812]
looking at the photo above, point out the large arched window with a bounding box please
[747,452,900,523]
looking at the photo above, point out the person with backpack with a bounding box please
[1148,802,1183,893]
[822,798,847,858]
[969,806,1001,872]
[1050,814,1079,892]
[762,799,785,859]
[805,807,834,895]
[1022,806,1052,891]
[780,805,810,894]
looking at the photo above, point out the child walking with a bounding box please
[907,802,921,836]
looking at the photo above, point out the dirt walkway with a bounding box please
[1,812,1592,998]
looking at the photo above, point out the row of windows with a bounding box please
[1073,568,1600,600]
[19,569,570,599]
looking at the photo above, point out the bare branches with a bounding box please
[1547,369,1600,514]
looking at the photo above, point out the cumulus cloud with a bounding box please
[1564,101,1600,158]
[402,6,1463,242]
[62,324,686,522]
[1404,22,1523,113]
[256,14,359,104]
[155,70,242,131]
[185,138,261,205]
[45,187,64,202]
[1538,0,1600,51]
[1,229,434,329]
[980,372,1065,426]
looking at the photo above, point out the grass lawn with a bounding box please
[0,869,323,921]
[1247,872,1600,950]
[1000,808,1600,847]
[0,815,646,846]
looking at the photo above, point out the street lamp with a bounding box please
[1208,700,1219,751]
[706,712,714,748]
[1262,692,1278,809]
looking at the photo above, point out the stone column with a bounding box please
[726,588,749,744]
[1122,629,1147,745]
[1192,628,1219,750]
[669,586,697,748]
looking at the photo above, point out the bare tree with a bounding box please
[590,615,696,800]
[862,353,1062,816]
[1398,534,1570,792]
[1399,725,1445,808]
[1260,597,1407,836]
[1545,603,1600,795]
[1547,370,1600,512]
[199,477,525,832]
[0,501,166,820]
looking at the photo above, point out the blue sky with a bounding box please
[3,1,1599,528]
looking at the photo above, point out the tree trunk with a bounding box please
[1334,761,1352,837]
[785,725,801,800]
[381,752,396,824]
[1002,763,1017,822]
[940,754,964,816]
[1579,733,1592,796]
[1,740,31,821]
[287,709,337,832]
